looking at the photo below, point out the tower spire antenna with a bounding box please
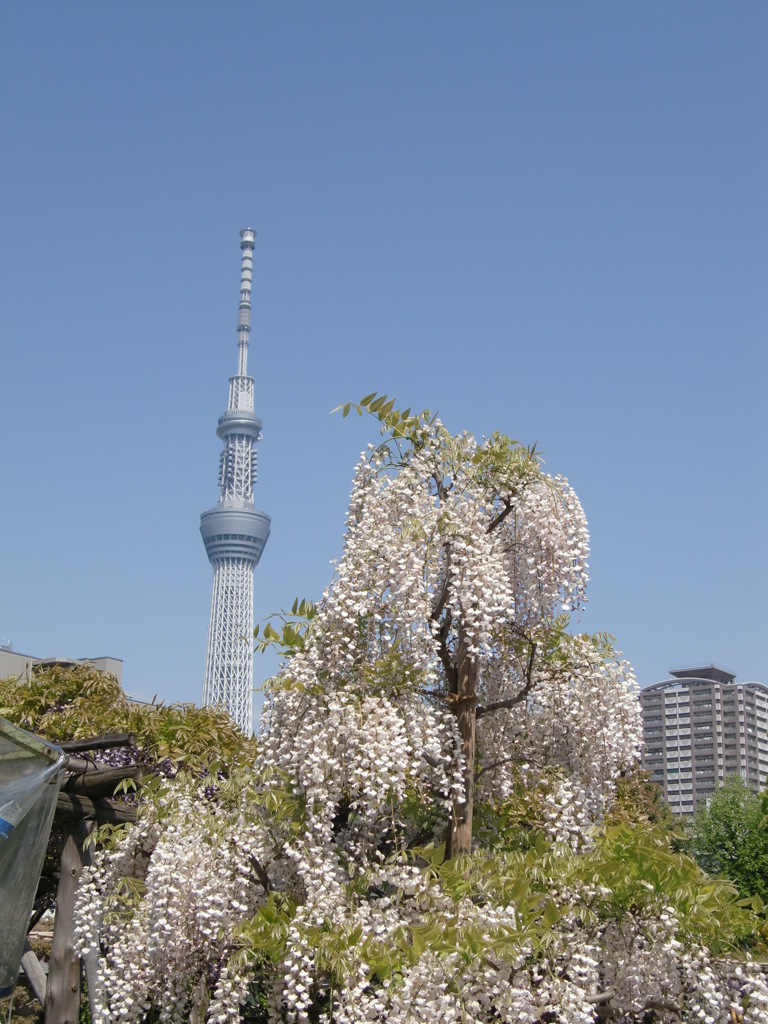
[200,229,271,735]
[237,228,256,378]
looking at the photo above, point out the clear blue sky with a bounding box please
[1,2,766,718]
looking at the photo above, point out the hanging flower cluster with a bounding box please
[71,399,768,1022]
[476,637,643,832]
[315,427,590,675]
[74,775,277,1023]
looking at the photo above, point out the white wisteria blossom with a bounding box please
[72,397,768,1023]
[277,399,629,857]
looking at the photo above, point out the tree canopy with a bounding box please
[689,774,768,903]
[0,662,254,771]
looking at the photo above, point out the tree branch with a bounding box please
[477,753,543,777]
[437,610,457,692]
[585,988,615,1004]
[487,498,514,534]
[430,577,450,624]
[643,1001,682,1021]
[430,542,452,624]
[250,855,273,893]
[431,472,450,502]
[476,641,537,719]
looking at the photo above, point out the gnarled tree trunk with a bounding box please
[447,630,478,859]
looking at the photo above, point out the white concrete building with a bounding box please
[0,647,123,685]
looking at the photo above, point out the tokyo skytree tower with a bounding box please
[200,229,271,734]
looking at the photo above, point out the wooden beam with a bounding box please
[63,764,143,799]
[57,733,136,753]
[55,792,137,824]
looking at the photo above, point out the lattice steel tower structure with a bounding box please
[200,229,271,734]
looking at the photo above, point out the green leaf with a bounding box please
[541,898,560,928]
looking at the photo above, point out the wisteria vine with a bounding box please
[73,403,768,1022]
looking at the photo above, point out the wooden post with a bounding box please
[79,824,100,1024]
[21,942,47,1006]
[44,821,89,1024]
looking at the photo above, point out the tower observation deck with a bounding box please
[200,229,271,734]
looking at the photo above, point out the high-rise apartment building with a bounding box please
[640,666,768,814]
[200,230,271,735]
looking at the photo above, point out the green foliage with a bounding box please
[359,647,423,697]
[232,891,296,969]
[232,821,768,1003]
[473,782,768,956]
[584,822,766,955]
[333,392,437,461]
[335,392,433,439]
[474,768,569,853]
[469,430,541,497]
[222,771,768,1004]
[605,768,682,834]
[335,396,551,519]
[688,774,768,902]
[254,597,317,659]
[102,873,148,929]
[0,663,255,769]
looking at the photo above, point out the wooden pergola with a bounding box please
[22,733,141,1024]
